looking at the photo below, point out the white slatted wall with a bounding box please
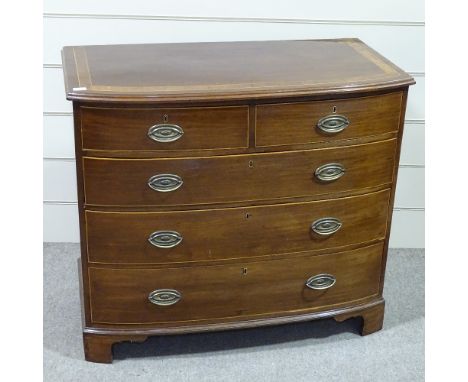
[43,1,425,247]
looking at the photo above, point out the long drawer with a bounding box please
[255,92,402,147]
[83,139,396,206]
[86,189,390,264]
[89,242,383,324]
[80,105,249,151]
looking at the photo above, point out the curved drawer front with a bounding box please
[88,242,383,325]
[86,189,390,264]
[83,139,396,206]
[80,105,249,151]
[255,92,402,147]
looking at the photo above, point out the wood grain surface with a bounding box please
[255,92,402,147]
[81,105,249,151]
[83,139,396,206]
[62,39,414,102]
[86,189,390,264]
[89,242,383,324]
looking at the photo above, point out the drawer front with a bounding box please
[89,242,383,324]
[255,92,402,147]
[86,189,390,264]
[81,106,249,151]
[83,139,396,206]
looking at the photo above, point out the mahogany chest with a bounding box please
[61,39,415,363]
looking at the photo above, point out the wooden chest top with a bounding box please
[62,39,414,103]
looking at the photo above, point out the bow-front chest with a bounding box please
[61,39,415,363]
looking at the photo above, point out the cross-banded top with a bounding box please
[62,38,414,103]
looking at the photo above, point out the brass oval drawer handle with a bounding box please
[148,231,182,248]
[306,274,336,290]
[148,124,184,143]
[311,217,342,236]
[148,289,182,306]
[314,163,346,182]
[317,114,349,134]
[148,174,183,192]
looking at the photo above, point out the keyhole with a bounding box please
[332,106,337,113]
[163,114,169,122]
[245,213,251,219]
[248,160,254,168]
[242,267,248,275]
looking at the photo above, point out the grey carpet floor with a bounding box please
[44,244,424,382]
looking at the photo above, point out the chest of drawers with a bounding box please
[61,39,414,363]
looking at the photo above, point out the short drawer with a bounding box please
[255,92,402,147]
[83,139,396,206]
[89,242,383,324]
[80,106,249,151]
[86,189,390,264]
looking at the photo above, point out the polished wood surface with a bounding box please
[83,333,148,363]
[62,39,414,103]
[61,39,414,362]
[334,298,385,335]
[83,139,396,206]
[89,243,383,325]
[81,105,249,151]
[86,190,390,264]
[255,92,402,147]
[83,298,384,364]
